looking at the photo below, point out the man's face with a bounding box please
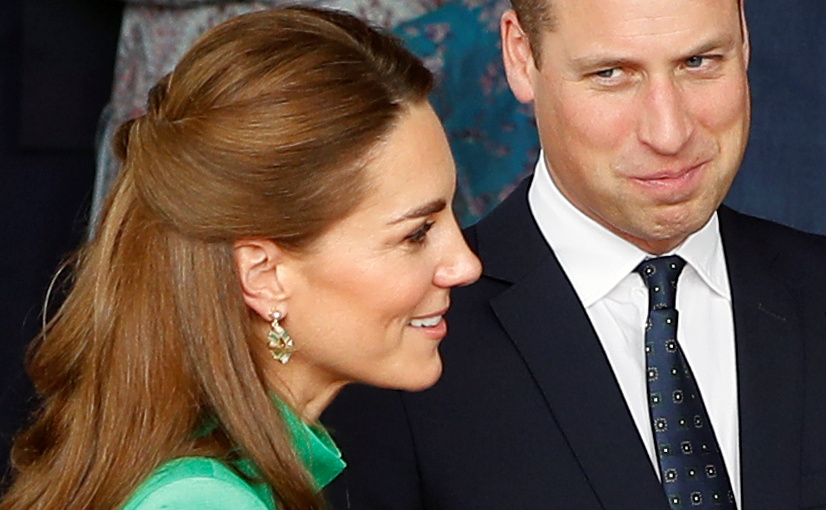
[504,0,750,253]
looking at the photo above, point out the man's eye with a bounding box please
[406,221,434,244]
[685,56,706,68]
[595,68,618,79]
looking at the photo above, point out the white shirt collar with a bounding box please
[527,152,730,307]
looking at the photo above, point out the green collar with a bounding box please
[198,399,346,491]
[275,399,346,489]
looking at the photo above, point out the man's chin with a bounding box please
[616,208,714,253]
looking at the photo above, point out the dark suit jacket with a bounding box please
[322,178,826,509]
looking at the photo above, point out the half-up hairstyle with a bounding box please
[1,7,432,510]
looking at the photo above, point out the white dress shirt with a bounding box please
[527,154,741,506]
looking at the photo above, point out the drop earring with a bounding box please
[267,310,295,364]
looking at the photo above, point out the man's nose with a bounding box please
[637,76,694,155]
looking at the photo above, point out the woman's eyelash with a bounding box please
[406,221,435,244]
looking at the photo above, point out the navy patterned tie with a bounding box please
[635,256,736,509]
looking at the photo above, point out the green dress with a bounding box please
[121,404,346,509]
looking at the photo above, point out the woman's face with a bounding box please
[279,103,481,394]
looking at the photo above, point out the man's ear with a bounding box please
[501,9,539,104]
[739,0,750,70]
[233,239,289,322]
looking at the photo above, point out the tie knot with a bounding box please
[635,255,686,310]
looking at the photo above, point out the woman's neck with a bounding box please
[264,358,348,422]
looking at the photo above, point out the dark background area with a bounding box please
[1,0,824,489]
[727,0,826,236]
[0,0,122,484]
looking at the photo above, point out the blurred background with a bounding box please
[2,0,825,487]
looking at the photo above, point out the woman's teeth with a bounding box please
[409,316,443,328]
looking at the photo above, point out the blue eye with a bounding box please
[685,56,706,68]
[406,221,434,244]
[595,68,618,79]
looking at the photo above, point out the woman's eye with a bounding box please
[405,221,434,244]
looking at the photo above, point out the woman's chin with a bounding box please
[376,356,444,392]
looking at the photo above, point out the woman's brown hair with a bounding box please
[0,7,432,510]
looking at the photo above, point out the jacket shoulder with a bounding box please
[122,457,271,510]
[720,206,826,279]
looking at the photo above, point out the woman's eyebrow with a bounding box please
[388,199,447,225]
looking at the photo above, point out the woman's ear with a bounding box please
[233,239,289,321]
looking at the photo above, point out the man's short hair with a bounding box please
[510,0,556,59]
[510,0,744,63]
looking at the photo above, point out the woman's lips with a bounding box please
[408,308,449,340]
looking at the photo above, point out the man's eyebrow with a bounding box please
[388,199,447,225]
[570,54,634,72]
[570,35,738,72]
[681,34,737,58]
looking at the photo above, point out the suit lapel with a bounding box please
[475,180,668,509]
[719,207,803,509]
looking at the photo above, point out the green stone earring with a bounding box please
[267,310,295,364]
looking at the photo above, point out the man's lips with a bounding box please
[632,160,708,182]
[626,160,710,198]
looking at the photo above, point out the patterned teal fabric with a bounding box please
[395,0,539,225]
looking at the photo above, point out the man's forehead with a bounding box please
[547,0,741,26]
[542,0,742,42]
[525,0,747,76]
